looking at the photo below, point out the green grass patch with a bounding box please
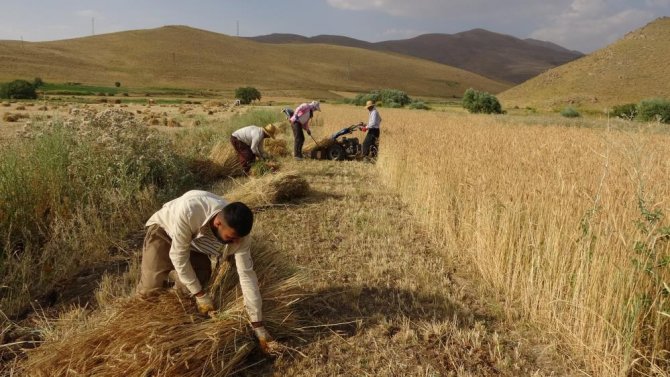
[0,116,194,317]
[41,83,122,95]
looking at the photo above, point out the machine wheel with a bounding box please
[326,144,346,161]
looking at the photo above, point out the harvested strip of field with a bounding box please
[240,159,571,376]
[7,159,572,376]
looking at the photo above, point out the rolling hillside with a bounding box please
[248,29,583,84]
[0,26,508,99]
[499,17,670,109]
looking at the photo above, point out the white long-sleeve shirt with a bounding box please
[145,190,263,321]
[231,125,267,158]
[367,108,382,129]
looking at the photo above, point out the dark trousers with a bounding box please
[362,128,380,156]
[230,135,256,173]
[291,122,305,158]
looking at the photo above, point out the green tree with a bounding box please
[0,79,38,99]
[234,87,261,104]
[33,77,44,88]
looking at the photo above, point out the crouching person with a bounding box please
[136,190,276,353]
[230,124,277,173]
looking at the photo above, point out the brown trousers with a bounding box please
[230,135,256,173]
[136,224,212,296]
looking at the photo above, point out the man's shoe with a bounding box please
[294,156,303,161]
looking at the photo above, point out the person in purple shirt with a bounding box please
[289,100,320,160]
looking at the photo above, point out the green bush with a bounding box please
[462,88,502,114]
[378,89,411,106]
[0,79,38,99]
[611,103,637,120]
[349,93,375,106]
[636,98,670,123]
[409,101,430,110]
[351,89,412,108]
[234,86,262,104]
[560,107,581,118]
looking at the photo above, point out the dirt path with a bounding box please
[238,159,572,376]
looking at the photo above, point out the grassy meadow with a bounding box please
[0,101,668,376]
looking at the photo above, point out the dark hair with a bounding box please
[222,202,253,237]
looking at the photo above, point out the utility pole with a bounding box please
[92,17,95,35]
[236,20,239,37]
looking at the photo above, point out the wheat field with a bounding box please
[314,105,670,376]
[2,102,668,376]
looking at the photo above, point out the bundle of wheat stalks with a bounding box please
[206,140,245,177]
[228,171,310,208]
[264,138,290,157]
[20,239,305,376]
[302,137,334,155]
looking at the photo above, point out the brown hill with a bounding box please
[248,29,583,84]
[251,33,374,50]
[499,17,670,110]
[523,38,582,55]
[0,26,508,98]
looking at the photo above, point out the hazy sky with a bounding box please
[1,0,668,53]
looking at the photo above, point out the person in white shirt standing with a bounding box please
[360,100,382,158]
[136,190,276,353]
[230,123,278,173]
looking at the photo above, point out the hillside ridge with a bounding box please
[247,28,584,84]
[499,17,670,109]
[0,25,508,98]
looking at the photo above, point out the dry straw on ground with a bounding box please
[2,113,28,122]
[19,240,305,377]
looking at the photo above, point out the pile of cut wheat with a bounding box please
[20,238,305,376]
[228,171,310,208]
